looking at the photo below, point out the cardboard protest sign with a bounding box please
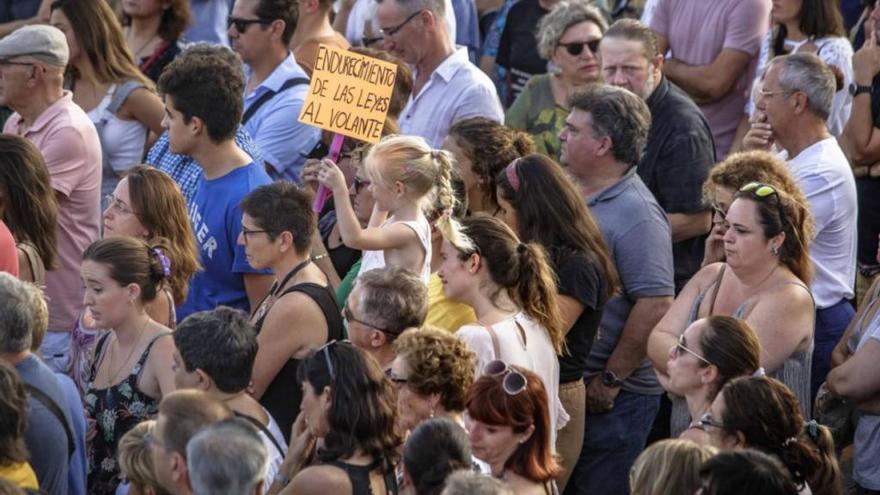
[298,44,397,144]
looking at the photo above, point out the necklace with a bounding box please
[105,317,150,385]
[253,258,312,323]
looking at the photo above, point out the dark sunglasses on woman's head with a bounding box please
[484,360,528,396]
[558,39,601,57]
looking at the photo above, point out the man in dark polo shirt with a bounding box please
[600,19,716,293]
[841,5,880,305]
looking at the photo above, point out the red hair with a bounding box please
[466,366,561,483]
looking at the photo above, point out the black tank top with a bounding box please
[328,458,398,495]
[254,280,343,442]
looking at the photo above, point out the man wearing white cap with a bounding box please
[0,25,102,375]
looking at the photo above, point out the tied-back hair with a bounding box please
[629,439,716,495]
[51,0,153,89]
[466,366,561,483]
[0,135,58,271]
[117,420,172,495]
[719,376,843,495]
[700,449,800,495]
[448,117,535,212]
[771,0,845,58]
[0,361,29,466]
[698,316,762,399]
[365,134,462,247]
[82,237,173,304]
[126,165,201,304]
[734,183,813,284]
[496,153,618,301]
[297,342,401,473]
[444,215,564,353]
[403,418,472,495]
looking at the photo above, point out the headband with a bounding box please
[505,159,521,192]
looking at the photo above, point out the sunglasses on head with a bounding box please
[558,39,601,57]
[484,360,528,396]
[699,411,726,430]
[738,181,788,229]
[316,340,341,381]
[674,334,712,366]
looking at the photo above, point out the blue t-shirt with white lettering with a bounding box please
[178,162,272,321]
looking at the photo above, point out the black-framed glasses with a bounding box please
[105,194,136,216]
[316,340,340,381]
[673,334,712,366]
[384,368,409,388]
[380,9,424,37]
[484,360,528,396]
[342,305,390,334]
[362,35,384,47]
[699,412,726,430]
[352,176,371,194]
[558,39,601,57]
[227,16,273,33]
[240,225,272,244]
[738,181,788,229]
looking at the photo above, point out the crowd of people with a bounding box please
[0,0,879,494]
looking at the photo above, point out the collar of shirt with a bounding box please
[416,46,471,84]
[645,75,669,111]
[244,52,308,99]
[9,90,75,136]
[587,166,639,206]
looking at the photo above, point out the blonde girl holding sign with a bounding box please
[314,135,458,283]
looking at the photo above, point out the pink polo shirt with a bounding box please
[4,91,101,332]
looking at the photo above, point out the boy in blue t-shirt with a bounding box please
[157,44,274,322]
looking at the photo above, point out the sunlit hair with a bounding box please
[442,215,564,353]
[51,0,153,89]
[297,341,401,473]
[702,151,809,213]
[718,377,843,495]
[0,361,28,466]
[536,1,608,60]
[118,420,172,495]
[121,0,191,42]
[496,153,618,300]
[82,237,172,304]
[629,439,716,495]
[466,366,561,483]
[0,135,58,271]
[448,117,534,212]
[125,165,201,304]
[392,326,476,412]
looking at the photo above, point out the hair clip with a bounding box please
[151,247,172,278]
[505,159,521,192]
[752,367,766,378]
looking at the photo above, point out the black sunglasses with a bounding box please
[558,39,601,57]
[227,16,273,33]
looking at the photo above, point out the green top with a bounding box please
[505,73,568,160]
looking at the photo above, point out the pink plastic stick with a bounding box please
[312,134,345,212]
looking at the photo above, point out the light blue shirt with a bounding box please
[243,53,319,182]
[399,47,503,148]
[185,0,233,45]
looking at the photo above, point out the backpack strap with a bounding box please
[26,384,75,461]
[235,412,286,458]
[241,77,309,125]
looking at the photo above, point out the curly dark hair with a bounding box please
[0,361,29,465]
[297,341,401,472]
[391,326,475,412]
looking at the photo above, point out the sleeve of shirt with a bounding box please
[723,0,771,55]
[41,127,90,198]
[652,131,715,213]
[615,216,675,299]
[249,95,320,176]
[455,325,495,374]
[505,79,532,130]
[557,253,602,311]
[798,172,836,235]
[648,0,670,39]
[452,82,505,125]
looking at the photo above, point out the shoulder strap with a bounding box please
[108,81,146,115]
[482,324,501,360]
[235,412,286,458]
[706,264,727,316]
[26,384,75,460]
[282,283,344,340]
[241,77,309,125]
[135,332,173,368]
[89,333,113,381]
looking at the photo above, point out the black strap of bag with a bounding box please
[26,384,75,460]
[241,77,309,125]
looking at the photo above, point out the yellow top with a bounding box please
[425,272,477,333]
[0,461,39,490]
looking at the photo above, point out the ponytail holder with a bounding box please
[752,367,766,378]
[806,420,819,441]
[443,208,453,217]
[516,242,528,254]
[431,150,441,160]
[505,159,521,192]
[782,436,797,447]
[151,247,172,278]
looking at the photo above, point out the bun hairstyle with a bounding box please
[443,215,564,353]
[82,237,172,303]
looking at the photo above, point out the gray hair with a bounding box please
[186,419,268,495]
[353,267,428,338]
[388,0,445,20]
[568,84,651,166]
[770,53,835,121]
[0,273,36,354]
[441,470,514,495]
[537,1,608,60]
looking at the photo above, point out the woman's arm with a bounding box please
[827,337,880,401]
[834,277,880,367]
[745,285,815,374]
[250,294,329,399]
[145,333,177,398]
[119,88,166,136]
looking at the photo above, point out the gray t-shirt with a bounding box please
[583,167,675,395]
[17,353,72,495]
[854,313,880,490]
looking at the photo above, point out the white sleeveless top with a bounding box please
[357,216,432,283]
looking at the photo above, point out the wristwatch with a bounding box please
[601,369,625,388]
[849,83,872,96]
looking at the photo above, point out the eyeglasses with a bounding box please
[484,360,528,396]
[342,305,390,334]
[144,432,167,451]
[380,9,424,37]
[673,334,712,366]
[105,194,136,216]
[227,16,273,33]
[362,35,384,47]
[352,176,371,194]
[759,88,796,99]
[240,225,272,244]
[699,412,726,431]
[711,204,727,221]
[384,367,409,388]
[738,181,788,230]
[316,340,340,381]
[558,39,601,56]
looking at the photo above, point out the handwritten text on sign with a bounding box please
[298,45,397,144]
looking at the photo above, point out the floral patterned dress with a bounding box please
[84,332,171,495]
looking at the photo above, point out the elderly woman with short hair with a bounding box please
[505,1,607,159]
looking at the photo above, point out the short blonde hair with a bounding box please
[118,420,165,494]
[24,283,48,351]
[630,439,716,495]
